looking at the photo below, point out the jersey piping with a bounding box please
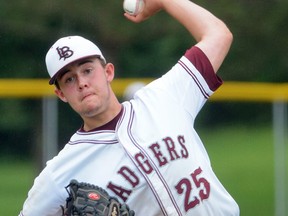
[116,103,178,215]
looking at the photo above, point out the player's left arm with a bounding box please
[124,0,233,73]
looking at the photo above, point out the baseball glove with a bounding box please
[63,179,135,216]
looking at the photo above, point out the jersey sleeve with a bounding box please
[184,46,223,92]
[19,168,66,216]
[145,46,223,119]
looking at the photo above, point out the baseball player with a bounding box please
[19,0,239,215]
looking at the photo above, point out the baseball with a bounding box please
[123,0,145,16]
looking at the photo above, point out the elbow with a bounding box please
[225,27,233,47]
[207,21,233,49]
[212,23,233,53]
[222,25,233,49]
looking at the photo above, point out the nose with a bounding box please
[77,75,88,90]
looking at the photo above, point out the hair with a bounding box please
[54,57,107,90]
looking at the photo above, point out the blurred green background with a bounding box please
[0,0,287,215]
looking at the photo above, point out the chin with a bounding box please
[82,106,102,118]
[82,109,98,117]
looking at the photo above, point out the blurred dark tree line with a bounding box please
[0,0,287,158]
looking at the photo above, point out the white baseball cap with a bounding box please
[45,36,106,85]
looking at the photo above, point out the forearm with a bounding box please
[162,0,224,41]
[161,0,233,72]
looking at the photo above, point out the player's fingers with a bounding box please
[123,12,148,23]
[123,6,161,23]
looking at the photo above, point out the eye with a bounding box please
[65,76,75,84]
[84,68,93,74]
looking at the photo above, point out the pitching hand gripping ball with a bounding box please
[123,0,145,16]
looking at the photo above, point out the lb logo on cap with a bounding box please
[56,46,74,61]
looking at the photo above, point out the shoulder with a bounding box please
[184,46,214,75]
[183,46,222,91]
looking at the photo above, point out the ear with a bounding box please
[104,63,115,83]
[54,88,68,103]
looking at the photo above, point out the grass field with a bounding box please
[1,124,287,215]
[199,124,277,216]
[0,158,35,215]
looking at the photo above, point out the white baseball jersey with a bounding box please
[19,46,239,216]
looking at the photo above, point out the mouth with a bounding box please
[82,93,94,101]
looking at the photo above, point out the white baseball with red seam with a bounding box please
[123,0,145,16]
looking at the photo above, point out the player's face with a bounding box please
[54,57,115,119]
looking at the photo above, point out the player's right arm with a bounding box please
[19,168,65,216]
[124,0,233,73]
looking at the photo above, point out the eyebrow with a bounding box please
[78,59,94,66]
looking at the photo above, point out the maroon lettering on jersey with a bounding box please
[178,135,188,158]
[134,152,153,174]
[162,137,181,161]
[118,166,139,188]
[149,142,168,167]
[107,182,132,202]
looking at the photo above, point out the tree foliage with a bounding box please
[0,0,287,80]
